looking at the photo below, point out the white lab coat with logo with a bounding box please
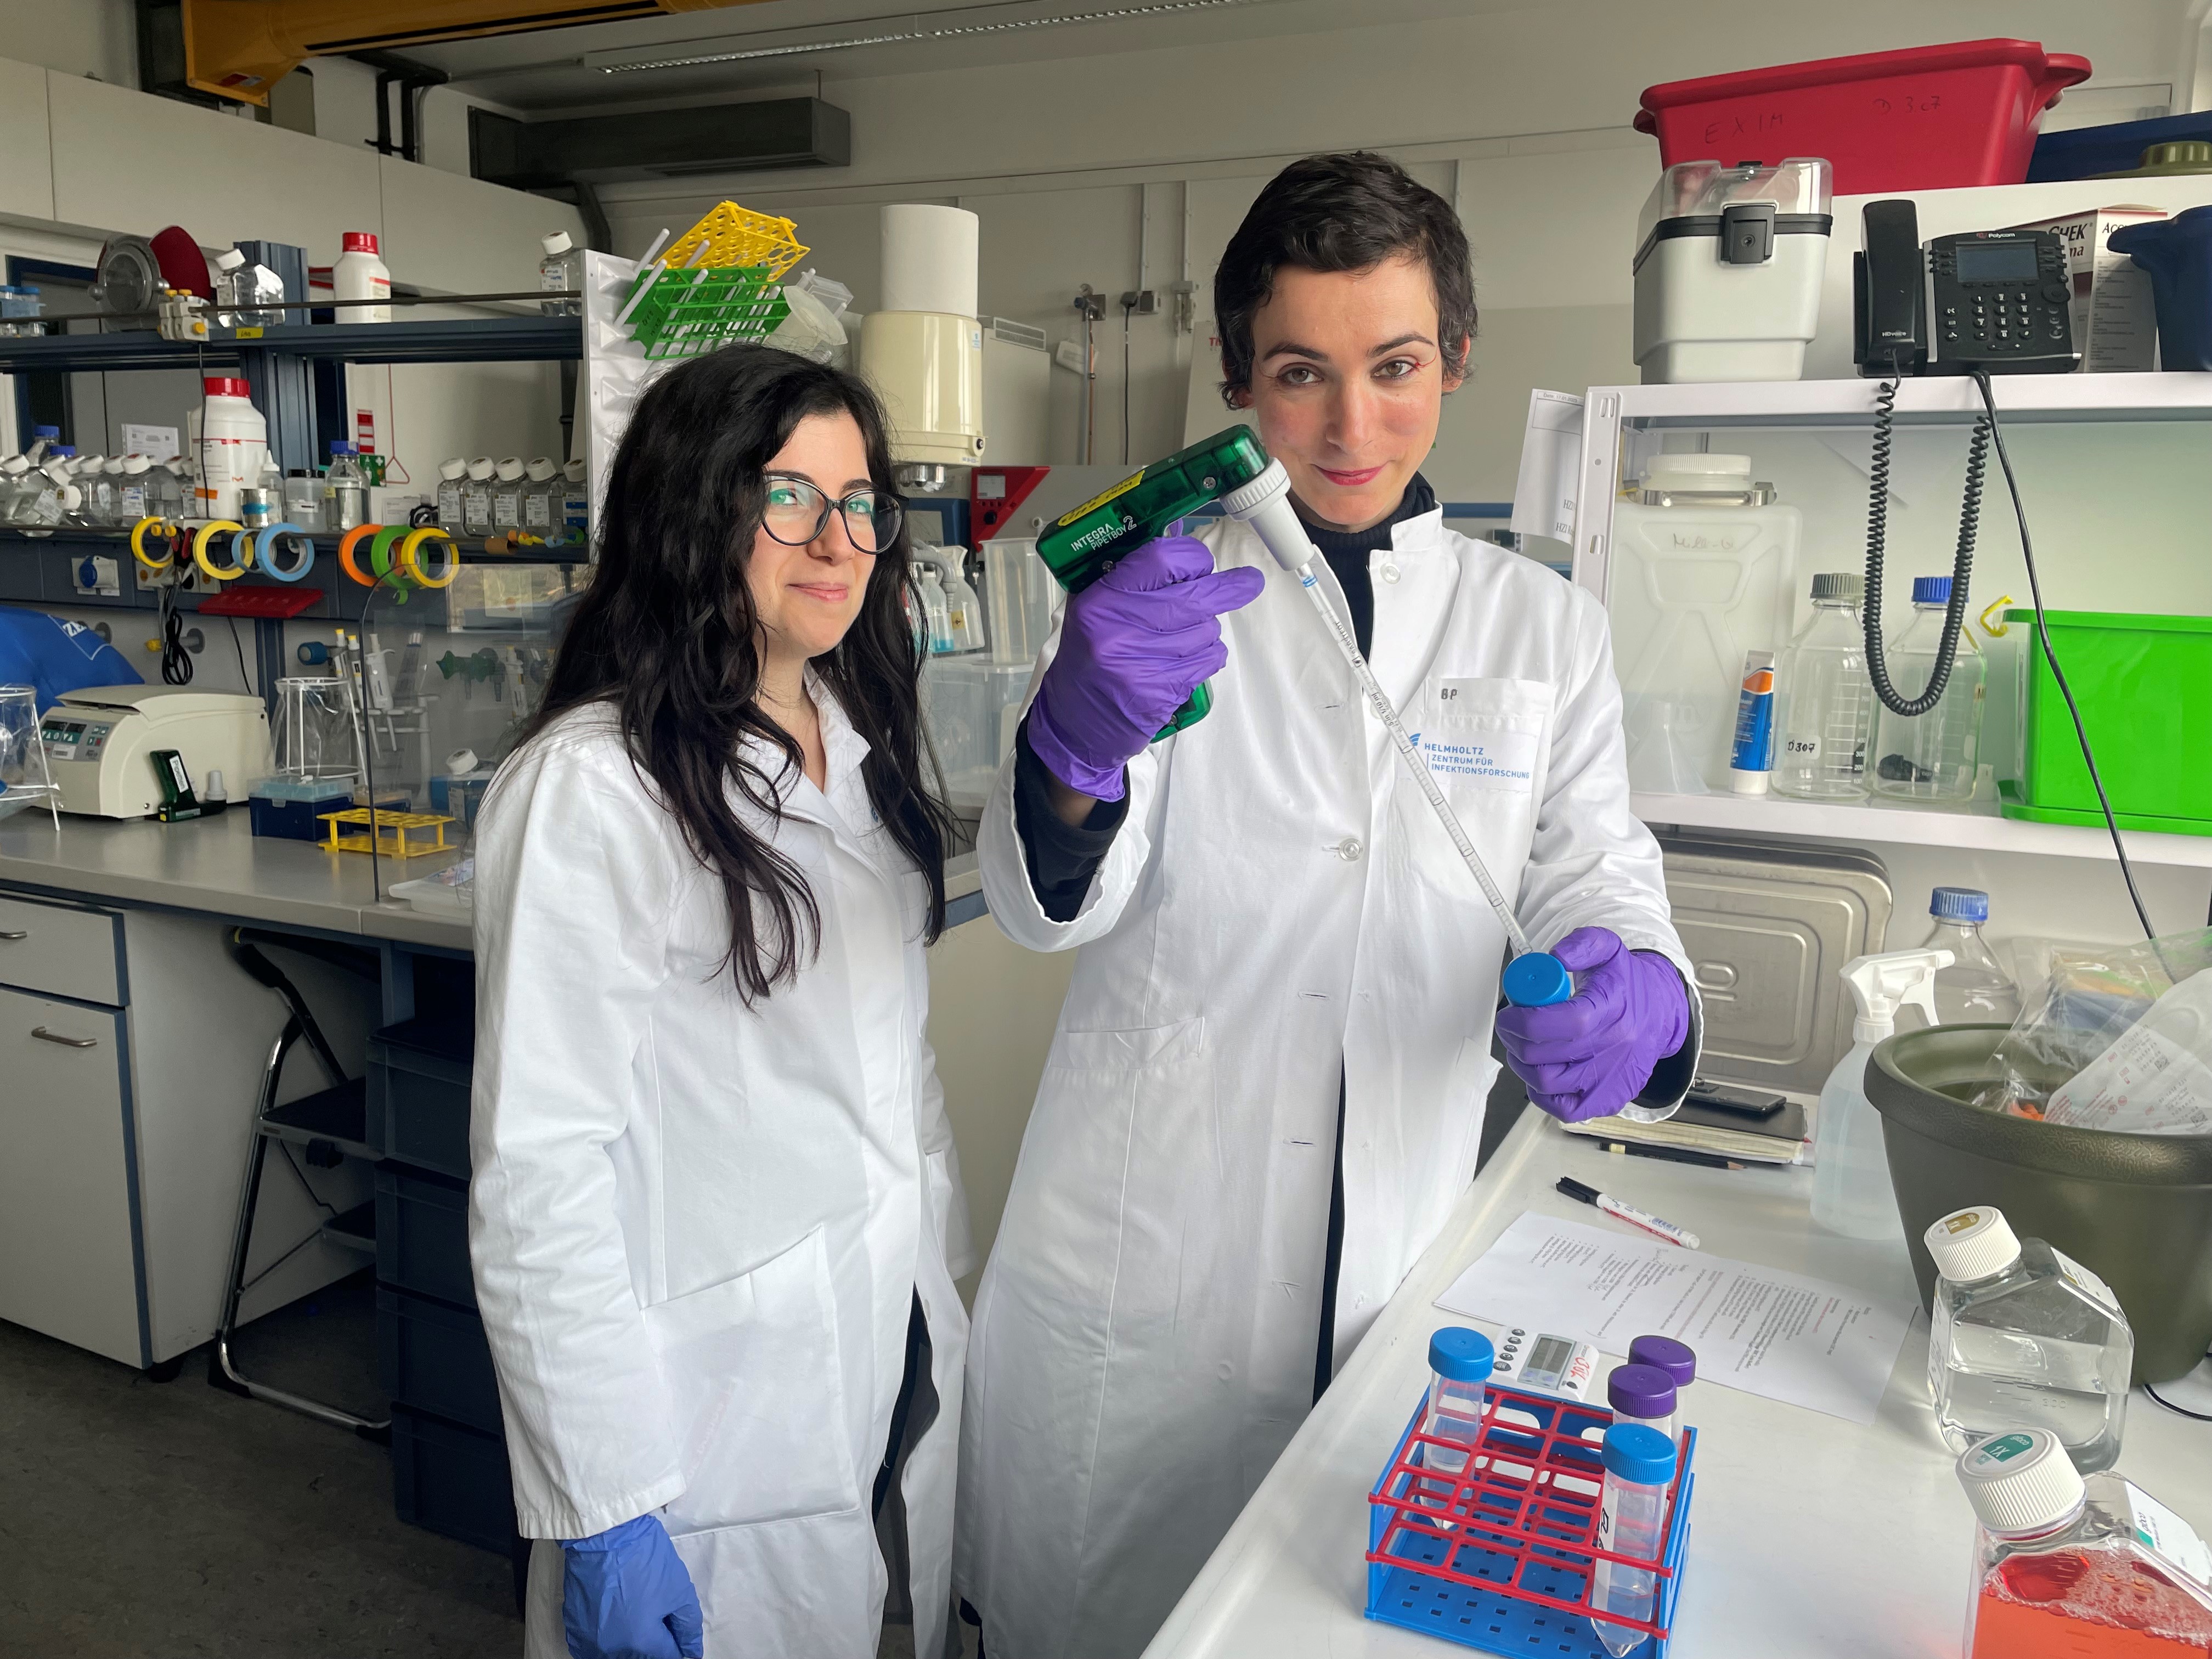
[469,696,973,1659]
[956,509,1692,1657]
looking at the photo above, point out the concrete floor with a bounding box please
[0,1272,952,1658]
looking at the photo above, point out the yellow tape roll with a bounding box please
[397,526,458,589]
[129,517,176,573]
[193,521,248,581]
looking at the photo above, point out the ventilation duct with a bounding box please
[470,98,849,185]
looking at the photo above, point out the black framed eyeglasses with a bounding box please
[760,475,902,553]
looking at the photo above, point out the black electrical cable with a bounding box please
[158,587,193,685]
[225,614,249,689]
[1121,297,1134,467]
[1861,353,1989,718]
[1970,368,2158,943]
[2145,1361,2212,1423]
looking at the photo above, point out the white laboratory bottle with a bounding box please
[323,441,366,531]
[1811,948,1950,1239]
[240,453,281,531]
[491,458,526,534]
[463,457,496,537]
[212,247,247,328]
[117,454,153,524]
[540,232,582,316]
[1420,1327,1493,1477]
[433,458,467,531]
[334,232,391,324]
[283,468,324,532]
[522,456,558,538]
[149,458,188,522]
[1918,888,2021,1026]
[1926,1206,2132,1472]
[1772,571,1873,800]
[22,424,58,467]
[1590,1424,1677,1656]
[1870,575,1985,803]
[0,454,29,523]
[188,377,268,522]
[1956,1430,2212,1659]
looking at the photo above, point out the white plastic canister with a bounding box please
[187,376,269,521]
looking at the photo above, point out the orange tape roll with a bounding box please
[337,523,382,587]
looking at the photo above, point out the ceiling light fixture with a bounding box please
[589,0,1267,74]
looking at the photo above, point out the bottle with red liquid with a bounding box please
[1957,1429,2212,1658]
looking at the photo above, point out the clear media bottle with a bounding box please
[1956,1429,2212,1659]
[1870,575,1985,803]
[1420,1327,1494,1477]
[1812,949,1948,1239]
[1772,571,1874,800]
[322,441,366,531]
[1919,888,2021,1026]
[1925,1205,2132,1472]
[463,457,496,537]
[539,231,582,315]
[1590,1423,1677,1657]
[522,457,559,538]
[435,458,467,530]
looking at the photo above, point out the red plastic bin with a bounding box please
[1635,38,2091,196]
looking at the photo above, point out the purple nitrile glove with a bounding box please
[1026,535,1266,800]
[561,1514,704,1659]
[1496,927,1690,1124]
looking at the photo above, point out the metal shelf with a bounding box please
[0,527,586,566]
[1633,789,2212,870]
[1590,370,2212,431]
[0,316,580,373]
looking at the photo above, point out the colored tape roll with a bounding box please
[255,523,315,582]
[193,520,248,581]
[368,524,410,582]
[337,523,382,586]
[397,526,457,589]
[129,517,176,573]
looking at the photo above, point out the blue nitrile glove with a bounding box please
[1495,927,1690,1124]
[1026,535,1266,800]
[561,1515,704,1659]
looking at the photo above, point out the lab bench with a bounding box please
[0,806,1009,1562]
[1142,1108,2212,1659]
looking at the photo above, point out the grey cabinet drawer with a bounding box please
[0,893,124,1007]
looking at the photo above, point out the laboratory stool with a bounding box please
[207,928,391,1442]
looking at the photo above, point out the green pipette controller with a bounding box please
[1035,425,1273,739]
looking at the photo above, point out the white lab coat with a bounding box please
[469,694,974,1659]
[956,509,1692,1657]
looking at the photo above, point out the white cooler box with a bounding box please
[1633,157,1832,384]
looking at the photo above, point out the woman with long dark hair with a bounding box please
[468,344,972,1659]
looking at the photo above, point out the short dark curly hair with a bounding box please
[1214,151,1476,408]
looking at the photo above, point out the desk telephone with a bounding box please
[1853,198,2080,377]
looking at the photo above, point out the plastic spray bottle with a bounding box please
[1810,949,1950,1239]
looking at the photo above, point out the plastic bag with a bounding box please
[1976,927,2212,1127]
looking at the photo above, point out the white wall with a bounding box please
[585,0,2199,492]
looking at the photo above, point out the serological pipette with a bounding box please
[1220,461,1573,1009]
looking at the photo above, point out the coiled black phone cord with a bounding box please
[1861,357,1991,718]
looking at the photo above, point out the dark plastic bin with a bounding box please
[2029,111,2212,181]
[369,1017,475,1179]
[1866,1024,2212,1384]
[379,1285,502,1434]
[375,1163,476,1310]
[391,1405,516,1555]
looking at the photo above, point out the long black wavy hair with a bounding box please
[521,343,955,1002]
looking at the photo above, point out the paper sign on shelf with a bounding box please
[1435,1212,1917,1425]
[1510,389,1582,544]
[122,423,179,463]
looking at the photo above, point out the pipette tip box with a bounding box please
[1365,1384,1696,1658]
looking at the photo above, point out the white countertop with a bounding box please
[1143,1110,2212,1659]
[0,809,983,952]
